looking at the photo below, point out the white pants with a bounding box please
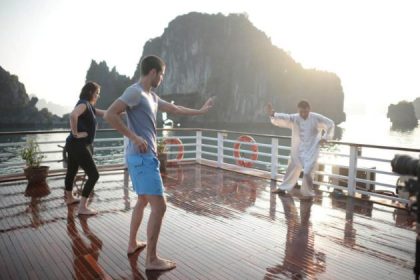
[279,159,316,195]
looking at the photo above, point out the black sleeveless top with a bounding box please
[66,99,97,145]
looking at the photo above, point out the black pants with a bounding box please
[64,141,99,198]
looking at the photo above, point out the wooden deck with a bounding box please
[0,164,416,279]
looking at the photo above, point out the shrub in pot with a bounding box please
[21,138,49,184]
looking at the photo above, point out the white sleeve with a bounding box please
[317,114,335,140]
[270,113,294,129]
[118,86,141,108]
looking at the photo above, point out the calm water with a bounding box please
[339,113,419,149]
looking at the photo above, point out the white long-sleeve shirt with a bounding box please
[271,112,335,173]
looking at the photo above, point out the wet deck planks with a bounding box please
[0,164,416,280]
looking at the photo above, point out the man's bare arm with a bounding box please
[159,97,214,115]
[97,108,125,118]
[95,109,106,118]
[104,100,148,153]
[265,103,275,117]
[265,103,293,129]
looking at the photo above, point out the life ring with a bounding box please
[233,135,258,168]
[163,138,184,161]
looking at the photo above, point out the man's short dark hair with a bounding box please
[141,55,165,76]
[79,81,100,101]
[297,100,311,109]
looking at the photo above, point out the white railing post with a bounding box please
[271,138,279,180]
[217,132,224,168]
[347,145,358,196]
[196,130,202,163]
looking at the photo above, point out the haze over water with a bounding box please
[340,112,419,149]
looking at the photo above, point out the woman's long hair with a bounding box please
[79,81,100,101]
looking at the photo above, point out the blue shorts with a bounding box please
[127,154,164,196]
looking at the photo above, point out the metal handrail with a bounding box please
[0,128,415,206]
[1,128,419,152]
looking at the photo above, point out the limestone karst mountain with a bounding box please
[86,13,346,127]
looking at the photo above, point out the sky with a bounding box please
[0,0,419,115]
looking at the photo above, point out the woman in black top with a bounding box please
[64,81,105,215]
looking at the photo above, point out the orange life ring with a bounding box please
[163,138,184,161]
[233,135,258,168]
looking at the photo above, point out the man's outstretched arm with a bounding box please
[159,97,214,115]
[266,103,293,129]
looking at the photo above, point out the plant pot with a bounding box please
[24,166,50,184]
[25,181,50,198]
[158,153,167,173]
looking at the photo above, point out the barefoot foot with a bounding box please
[65,197,80,205]
[146,257,176,271]
[127,241,147,255]
[64,192,80,205]
[78,208,98,216]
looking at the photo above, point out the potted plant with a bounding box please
[157,139,167,173]
[21,138,49,184]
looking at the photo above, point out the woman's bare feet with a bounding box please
[64,191,80,205]
[146,257,176,271]
[65,197,80,205]
[127,240,147,255]
[78,196,97,215]
[78,207,97,216]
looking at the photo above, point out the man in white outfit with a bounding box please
[266,100,335,196]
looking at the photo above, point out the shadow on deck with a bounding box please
[0,164,416,279]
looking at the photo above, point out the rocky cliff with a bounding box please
[85,13,346,127]
[413,97,420,119]
[0,66,64,128]
[387,101,418,130]
[134,13,346,125]
[85,60,131,110]
[30,95,72,117]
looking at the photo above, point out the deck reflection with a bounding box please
[66,205,108,279]
[0,164,416,279]
[266,196,326,279]
[163,165,261,218]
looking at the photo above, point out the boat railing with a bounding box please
[1,128,419,205]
